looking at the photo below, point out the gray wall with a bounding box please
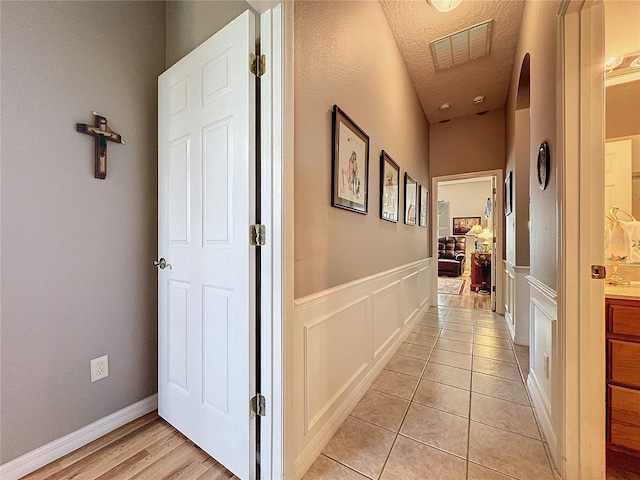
[294,1,431,299]
[0,1,166,463]
[165,1,252,68]
[505,0,560,290]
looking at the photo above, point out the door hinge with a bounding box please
[250,394,266,418]
[493,188,497,194]
[249,224,266,246]
[250,54,266,77]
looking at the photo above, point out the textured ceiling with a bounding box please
[380,0,525,124]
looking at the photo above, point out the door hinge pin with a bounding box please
[250,224,266,246]
[250,54,266,77]
[250,394,266,418]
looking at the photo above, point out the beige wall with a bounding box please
[606,81,640,139]
[439,179,493,235]
[0,1,165,463]
[294,1,430,298]
[429,109,505,178]
[505,0,560,290]
[505,108,531,267]
[165,0,251,68]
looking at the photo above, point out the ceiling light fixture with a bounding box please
[473,95,485,104]
[439,103,451,111]
[427,0,462,13]
[605,54,623,72]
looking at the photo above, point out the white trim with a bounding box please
[291,260,431,479]
[526,275,558,302]
[281,1,295,479]
[0,395,158,480]
[294,258,429,307]
[558,1,607,478]
[431,169,505,315]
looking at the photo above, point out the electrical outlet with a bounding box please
[91,355,109,382]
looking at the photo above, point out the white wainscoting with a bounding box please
[504,261,531,346]
[526,275,559,469]
[292,259,432,480]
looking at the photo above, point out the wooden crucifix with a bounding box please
[76,112,124,179]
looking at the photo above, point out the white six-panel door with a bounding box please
[158,10,256,480]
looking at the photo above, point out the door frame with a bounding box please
[244,2,292,479]
[557,0,606,478]
[431,169,505,315]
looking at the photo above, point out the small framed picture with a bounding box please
[380,151,400,222]
[453,216,481,235]
[331,105,370,214]
[505,171,513,216]
[419,185,428,228]
[404,173,417,225]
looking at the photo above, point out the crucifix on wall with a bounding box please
[76,112,124,179]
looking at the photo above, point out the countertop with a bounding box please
[605,281,640,300]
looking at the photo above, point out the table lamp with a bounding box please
[470,224,483,250]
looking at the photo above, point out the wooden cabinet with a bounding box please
[470,253,491,292]
[607,298,640,459]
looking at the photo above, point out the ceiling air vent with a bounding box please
[430,20,493,71]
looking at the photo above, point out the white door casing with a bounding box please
[158,10,256,480]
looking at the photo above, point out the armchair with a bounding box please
[437,236,467,277]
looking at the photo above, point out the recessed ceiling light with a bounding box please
[439,103,451,111]
[427,0,462,12]
[473,95,485,104]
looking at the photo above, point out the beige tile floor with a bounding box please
[302,306,556,480]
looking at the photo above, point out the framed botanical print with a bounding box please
[404,173,417,225]
[419,185,428,228]
[331,105,370,214]
[380,151,399,222]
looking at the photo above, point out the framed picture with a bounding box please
[453,216,481,235]
[380,151,399,222]
[404,173,417,225]
[331,105,370,214]
[419,185,428,228]
[505,171,513,215]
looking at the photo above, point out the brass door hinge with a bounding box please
[249,224,266,246]
[250,54,266,77]
[250,394,266,418]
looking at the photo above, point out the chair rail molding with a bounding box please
[291,258,432,479]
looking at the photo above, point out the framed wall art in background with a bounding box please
[453,216,481,235]
[419,185,428,228]
[404,173,417,225]
[505,171,513,215]
[380,151,399,222]
[331,105,370,214]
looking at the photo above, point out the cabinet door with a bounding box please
[609,340,640,388]
[609,385,640,453]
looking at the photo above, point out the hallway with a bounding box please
[303,306,555,480]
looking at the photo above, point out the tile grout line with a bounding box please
[375,309,445,479]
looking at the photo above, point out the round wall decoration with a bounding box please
[537,141,550,191]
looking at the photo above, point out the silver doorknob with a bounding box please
[154,258,172,270]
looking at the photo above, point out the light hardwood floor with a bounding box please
[20,412,236,480]
[437,271,492,311]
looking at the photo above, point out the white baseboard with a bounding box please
[0,394,158,480]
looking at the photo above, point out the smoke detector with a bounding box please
[439,103,451,111]
[473,95,485,104]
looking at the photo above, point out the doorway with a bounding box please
[432,170,504,315]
